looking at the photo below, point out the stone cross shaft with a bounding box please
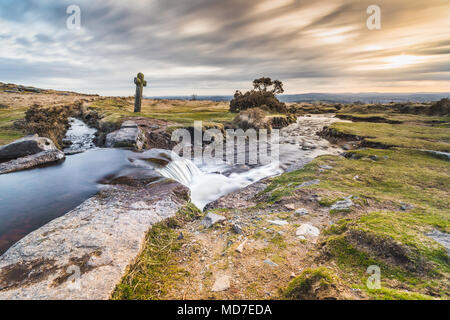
[134,72,147,113]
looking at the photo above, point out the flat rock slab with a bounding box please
[0,135,58,161]
[0,180,189,300]
[296,224,320,238]
[201,212,226,228]
[211,274,230,292]
[105,121,147,150]
[0,150,65,175]
[330,197,353,211]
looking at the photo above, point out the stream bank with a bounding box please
[0,114,347,299]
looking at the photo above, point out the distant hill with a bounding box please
[148,93,450,104]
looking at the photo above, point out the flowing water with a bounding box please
[0,115,342,254]
[63,117,97,154]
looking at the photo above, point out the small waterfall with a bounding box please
[156,158,202,186]
[157,153,282,210]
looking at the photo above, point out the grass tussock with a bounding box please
[111,203,202,300]
[283,267,342,300]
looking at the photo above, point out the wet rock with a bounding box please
[330,197,353,211]
[296,224,320,238]
[0,135,58,161]
[204,180,268,210]
[105,121,147,151]
[295,208,309,216]
[211,275,230,292]
[0,150,65,175]
[201,212,226,228]
[0,180,189,299]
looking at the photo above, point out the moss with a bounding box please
[270,233,287,249]
[323,220,350,236]
[364,287,435,300]
[267,148,450,213]
[329,121,449,152]
[318,196,343,207]
[111,203,201,300]
[354,211,449,274]
[283,267,339,300]
[324,231,449,299]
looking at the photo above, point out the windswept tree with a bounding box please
[230,77,286,113]
[252,77,284,94]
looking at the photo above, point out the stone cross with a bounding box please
[134,72,147,113]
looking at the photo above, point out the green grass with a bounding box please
[283,267,338,299]
[337,112,450,125]
[330,122,450,151]
[0,108,26,145]
[264,142,449,298]
[111,203,202,300]
[267,148,450,212]
[90,98,235,126]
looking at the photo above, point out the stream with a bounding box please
[0,115,342,255]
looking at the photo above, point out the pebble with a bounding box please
[296,224,320,238]
[235,239,248,253]
[232,223,243,234]
[211,275,231,292]
[201,212,226,228]
[295,208,309,216]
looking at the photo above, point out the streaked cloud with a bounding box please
[0,0,449,95]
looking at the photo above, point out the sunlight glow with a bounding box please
[384,55,426,68]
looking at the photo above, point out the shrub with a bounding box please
[230,77,287,113]
[233,107,270,130]
[24,104,72,148]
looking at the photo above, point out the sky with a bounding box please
[0,0,449,96]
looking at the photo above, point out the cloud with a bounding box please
[0,0,449,95]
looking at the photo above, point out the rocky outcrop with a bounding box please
[105,121,147,150]
[0,150,65,175]
[0,135,65,174]
[0,180,189,300]
[0,135,58,161]
[205,180,268,211]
